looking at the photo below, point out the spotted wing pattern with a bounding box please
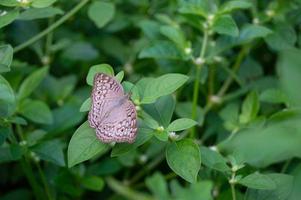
[88,73,137,143]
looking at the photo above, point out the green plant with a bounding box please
[1,0,301,200]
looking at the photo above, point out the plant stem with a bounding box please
[36,162,53,200]
[230,171,237,200]
[191,30,209,138]
[45,17,54,57]
[14,0,90,53]
[217,45,250,98]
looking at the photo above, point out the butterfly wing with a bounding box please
[88,73,124,128]
[96,100,137,143]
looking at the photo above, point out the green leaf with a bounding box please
[139,41,184,60]
[79,98,91,112]
[32,139,65,166]
[115,70,124,83]
[143,95,175,127]
[200,146,230,172]
[219,0,252,14]
[88,1,115,28]
[0,9,19,29]
[167,118,197,132]
[68,121,109,167]
[81,176,105,191]
[245,173,294,200]
[278,49,301,107]
[0,75,16,117]
[212,15,239,37]
[176,102,204,126]
[239,24,273,43]
[260,88,288,104]
[0,144,24,163]
[18,67,48,100]
[31,0,57,8]
[0,0,19,7]
[86,64,114,86]
[18,99,53,124]
[141,73,189,104]
[0,44,13,73]
[238,172,276,190]
[239,91,259,124]
[160,26,187,49]
[265,24,297,51]
[178,1,209,18]
[145,172,170,200]
[166,139,201,183]
[18,7,63,20]
[0,127,10,145]
[62,41,98,61]
[218,114,301,167]
[26,129,47,146]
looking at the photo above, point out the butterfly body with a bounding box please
[88,73,137,143]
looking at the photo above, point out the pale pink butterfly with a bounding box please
[88,73,137,143]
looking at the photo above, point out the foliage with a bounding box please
[1,0,301,199]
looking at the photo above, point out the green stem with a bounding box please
[36,162,53,200]
[45,17,54,57]
[191,30,209,138]
[217,45,249,98]
[230,172,237,200]
[14,0,90,53]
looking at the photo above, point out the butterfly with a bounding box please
[88,73,137,143]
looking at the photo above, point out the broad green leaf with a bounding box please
[212,15,239,37]
[8,116,27,125]
[239,24,273,43]
[31,0,57,8]
[200,146,230,172]
[143,95,175,127]
[167,118,197,132]
[79,98,91,112]
[18,67,48,100]
[139,41,184,60]
[278,49,301,107]
[171,180,213,200]
[26,129,47,146]
[18,99,53,124]
[0,75,16,117]
[219,0,252,14]
[88,1,115,28]
[0,9,19,29]
[86,64,114,86]
[166,139,201,183]
[18,7,63,20]
[81,176,104,191]
[154,130,169,142]
[0,127,10,145]
[218,113,301,167]
[265,24,297,51]
[141,74,188,104]
[260,88,288,104]
[0,44,13,73]
[32,139,65,166]
[178,1,209,18]
[219,102,240,131]
[160,26,187,49]
[0,144,24,163]
[238,172,276,190]
[145,173,170,200]
[175,102,204,125]
[245,174,294,200]
[87,158,122,176]
[239,91,259,124]
[0,0,19,7]
[68,121,109,167]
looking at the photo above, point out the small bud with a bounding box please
[184,47,192,55]
[19,140,27,146]
[156,126,164,132]
[195,57,205,65]
[213,56,223,62]
[168,131,179,141]
[139,154,148,164]
[209,145,218,152]
[135,105,141,111]
[109,142,116,147]
[207,14,215,26]
[266,10,275,17]
[42,56,50,65]
[124,63,133,74]
[210,95,222,104]
[252,18,260,24]
[0,11,8,17]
